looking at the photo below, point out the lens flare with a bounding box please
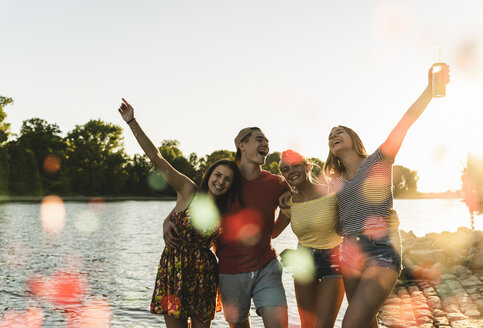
[43,154,61,175]
[28,270,88,307]
[282,248,315,284]
[40,195,66,235]
[340,239,364,278]
[88,197,106,214]
[0,306,44,328]
[65,296,112,328]
[160,294,181,316]
[362,163,390,204]
[189,193,220,233]
[221,209,263,246]
[147,171,167,191]
[363,216,388,240]
[74,210,100,235]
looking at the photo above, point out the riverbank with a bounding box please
[380,228,483,327]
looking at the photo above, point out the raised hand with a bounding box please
[118,98,135,123]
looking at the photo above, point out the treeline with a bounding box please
[0,96,419,198]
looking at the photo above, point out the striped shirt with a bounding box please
[331,148,395,236]
[283,192,342,249]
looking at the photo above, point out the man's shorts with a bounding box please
[218,258,287,324]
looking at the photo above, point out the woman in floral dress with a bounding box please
[118,99,243,328]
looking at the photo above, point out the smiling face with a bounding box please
[207,164,235,197]
[239,131,269,165]
[328,126,354,155]
[280,160,309,188]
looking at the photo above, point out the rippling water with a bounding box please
[0,199,479,327]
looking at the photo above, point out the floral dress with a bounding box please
[150,207,221,323]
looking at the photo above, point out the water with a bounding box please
[0,199,480,327]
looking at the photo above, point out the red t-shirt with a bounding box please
[216,171,290,274]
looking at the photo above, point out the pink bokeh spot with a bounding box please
[28,270,88,307]
[65,297,112,328]
[0,306,44,328]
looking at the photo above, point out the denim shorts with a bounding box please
[297,244,342,279]
[340,231,402,273]
[218,258,287,323]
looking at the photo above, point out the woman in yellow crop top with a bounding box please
[273,150,344,328]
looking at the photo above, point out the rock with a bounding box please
[446,311,468,322]
[460,275,481,288]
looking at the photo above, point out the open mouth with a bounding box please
[258,149,268,156]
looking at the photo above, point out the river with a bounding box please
[0,198,480,327]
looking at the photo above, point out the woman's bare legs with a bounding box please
[164,315,212,328]
[294,277,345,328]
[341,266,398,328]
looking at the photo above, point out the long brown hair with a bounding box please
[324,125,368,178]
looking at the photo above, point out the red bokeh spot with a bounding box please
[280,150,304,165]
[412,262,441,284]
[28,270,88,307]
[65,297,112,328]
[43,154,61,175]
[88,197,106,214]
[0,306,44,328]
[160,294,181,315]
[221,209,263,246]
[340,239,364,278]
[363,216,388,240]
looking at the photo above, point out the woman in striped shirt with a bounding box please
[273,150,344,328]
[324,64,450,328]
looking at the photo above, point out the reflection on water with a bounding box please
[0,199,478,327]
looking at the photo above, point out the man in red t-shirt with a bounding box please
[163,127,290,328]
[216,127,290,328]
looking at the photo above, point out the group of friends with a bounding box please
[117,64,450,328]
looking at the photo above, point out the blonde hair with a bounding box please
[324,125,368,178]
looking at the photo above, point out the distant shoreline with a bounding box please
[0,195,177,203]
[0,192,464,203]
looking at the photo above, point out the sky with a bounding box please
[1,0,482,193]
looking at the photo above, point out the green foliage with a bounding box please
[158,140,198,193]
[393,165,419,198]
[263,152,281,174]
[0,147,8,196]
[65,119,128,195]
[17,118,69,194]
[7,144,43,196]
[0,96,13,143]
[462,154,483,214]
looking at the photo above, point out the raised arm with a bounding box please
[380,64,450,162]
[118,98,196,200]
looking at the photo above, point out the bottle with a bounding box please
[431,62,446,98]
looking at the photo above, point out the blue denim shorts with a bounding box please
[218,258,287,323]
[340,231,402,273]
[297,244,342,279]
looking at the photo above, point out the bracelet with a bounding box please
[127,118,136,125]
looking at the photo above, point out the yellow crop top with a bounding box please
[283,192,342,249]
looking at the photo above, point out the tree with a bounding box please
[393,165,419,198]
[122,154,153,196]
[0,96,13,195]
[7,144,43,196]
[0,96,13,144]
[65,119,128,195]
[263,152,281,174]
[17,118,69,194]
